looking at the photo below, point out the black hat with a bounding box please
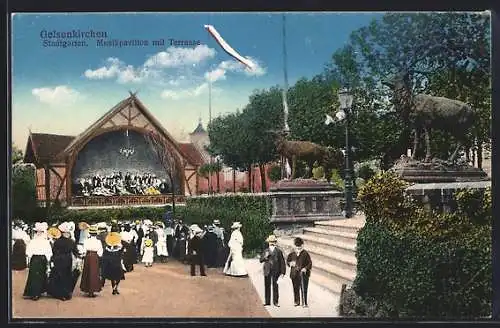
[294,237,304,247]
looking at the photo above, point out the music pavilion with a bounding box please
[23,93,211,209]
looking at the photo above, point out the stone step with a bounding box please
[309,270,345,295]
[311,259,356,285]
[278,236,357,272]
[298,234,356,258]
[314,216,365,234]
[302,227,357,245]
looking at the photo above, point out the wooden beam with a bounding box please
[55,169,69,201]
[44,166,51,214]
[184,175,192,196]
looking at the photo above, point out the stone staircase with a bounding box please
[277,215,365,296]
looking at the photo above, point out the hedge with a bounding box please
[180,194,273,255]
[352,223,491,318]
[42,205,173,225]
[37,194,274,256]
[341,170,492,318]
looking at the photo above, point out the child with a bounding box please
[141,238,154,267]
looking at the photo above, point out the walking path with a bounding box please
[12,261,269,318]
[245,258,339,317]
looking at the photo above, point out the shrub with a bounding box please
[357,164,376,180]
[330,169,344,191]
[267,165,282,182]
[350,170,492,318]
[356,171,415,229]
[312,165,325,180]
[181,194,273,255]
[353,222,491,318]
[48,206,171,225]
[12,165,37,222]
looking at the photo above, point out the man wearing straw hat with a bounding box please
[23,222,52,301]
[80,225,103,297]
[260,234,286,307]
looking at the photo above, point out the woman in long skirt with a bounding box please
[120,230,135,272]
[23,222,52,300]
[12,227,30,270]
[80,225,103,297]
[101,232,126,295]
[223,222,248,277]
[47,222,80,301]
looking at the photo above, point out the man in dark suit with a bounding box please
[187,225,206,276]
[260,234,286,307]
[286,237,312,307]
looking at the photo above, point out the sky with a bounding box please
[11,12,383,150]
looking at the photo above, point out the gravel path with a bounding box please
[12,260,269,318]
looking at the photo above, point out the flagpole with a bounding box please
[281,13,290,179]
[282,14,289,132]
[207,14,213,195]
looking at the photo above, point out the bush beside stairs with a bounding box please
[277,215,365,297]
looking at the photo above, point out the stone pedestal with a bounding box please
[269,179,344,237]
[391,156,488,183]
[405,180,491,213]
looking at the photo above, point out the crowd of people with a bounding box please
[11,217,233,301]
[12,217,312,308]
[74,172,170,197]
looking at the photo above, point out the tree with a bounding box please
[144,131,182,216]
[242,87,284,191]
[345,12,491,161]
[12,164,37,221]
[12,145,23,164]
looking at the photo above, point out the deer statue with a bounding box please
[382,70,477,163]
[271,130,344,180]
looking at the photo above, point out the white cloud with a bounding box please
[144,45,216,69]
[204,58,267,83]
[31,85,82,105]
[160,82,221,100]
[84,57,151,84]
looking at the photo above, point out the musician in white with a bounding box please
[23,222,52,300]
[223,222,248,277]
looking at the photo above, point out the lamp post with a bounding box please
[338,88,354,218]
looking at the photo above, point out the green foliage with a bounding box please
[12,145,24,164]
[180,194,273,255]
[349,170,492,318]
[267,165,282,183]
[356,164,376,180]
[353,222,491,318]
[12,165,37,221]
[48,206,172,225]
[312,163,325,180]
[330,169,344,191]
[357,170,414,228]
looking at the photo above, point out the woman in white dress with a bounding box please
[155,223,169,262]
[223,222,248,277]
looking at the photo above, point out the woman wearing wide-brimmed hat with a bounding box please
[12,223,31,271]
[120,230,135,272]
[47,222,80,301]
[101,232,126,295]
[223,222,248,277]
[80,225,103,297]
[23,222,52,301]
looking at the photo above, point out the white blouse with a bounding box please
[26,236,52,262]
[83,237,103,257]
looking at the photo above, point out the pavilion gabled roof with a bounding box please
[24,132,75,165]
